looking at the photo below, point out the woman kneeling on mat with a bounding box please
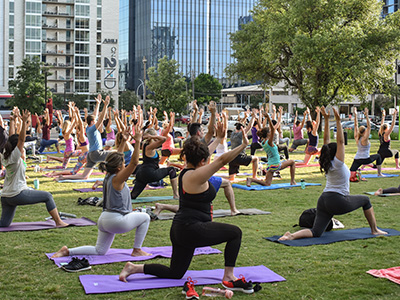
[279,107,387,241]
[0,109,67,228]
[52,125,151,258]
[349,107,384,181]
[119,127,254,294]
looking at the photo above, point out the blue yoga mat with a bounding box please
[365,192,400,197]
[132,196,176,203]
[40,150,64,154]
[232,182,321,191]
[362,173,399,178]
[264,228,400,246]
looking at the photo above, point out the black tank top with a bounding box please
[142,143,159,169]
[173,168,217,224]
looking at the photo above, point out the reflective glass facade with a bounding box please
[382,0,398,17]
[120,0,256,90]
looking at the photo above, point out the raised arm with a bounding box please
[93,94,102,119]
[204,101,216,144]
[385,109,397,138]
[244,111,256,134]
[95,96,110,130]
[321,106,330,145]
[361,108,371,144]
[312,107,321,135]
[265,113,275,147]
[17,110,30,154]
[332,108,345,162]
[191,100,199,124]
[353,107,359,142]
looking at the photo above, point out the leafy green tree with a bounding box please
[8,57,52,114]
[194,73,222,105]
[119,90,139,111]
[228,0,400,110]
[147,56,191,115]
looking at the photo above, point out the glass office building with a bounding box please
[382,0,398,17]
[119,0,256,91]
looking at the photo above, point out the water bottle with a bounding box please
[300,179,305,189]
[33,178,40,190]
[202,287,233,299]
[34,165,40,172]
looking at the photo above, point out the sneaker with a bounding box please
[62,257,91,273]
[222,275,254,294]
[182,277,199,300]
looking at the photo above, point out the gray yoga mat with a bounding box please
[157,208,271,220]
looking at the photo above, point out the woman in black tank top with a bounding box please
[377,109,399,168]
[119,125,255,294]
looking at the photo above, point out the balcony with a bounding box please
[43,0,75,4]
[43,11,74,18]
[44,62,74,69]
[48,76,74,82]
[43,24,74,30]
[43,50,74,56]
[43,37,74,44]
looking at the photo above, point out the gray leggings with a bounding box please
[311,192,372,237]
[383,184,400,194]
[1,189,57,227]
[68,211,150,256]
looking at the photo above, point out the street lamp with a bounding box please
[136,79,144,99]
[142,56,147,109]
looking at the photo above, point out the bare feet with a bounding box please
[377,174,385,177]
[371,228,388,235]
[374,188,383,196]
[92,180,103,190]
[278,231,293,241]
[131,248,152,257]
[119,262,141,282]
[56,221,69,228]
[173,195,179,200]
[246,178,252,187]
[231,209,241,216]
[290,180,297,185]
[51,245,69,258]
[153,203,164,216]
[46,155,50,163]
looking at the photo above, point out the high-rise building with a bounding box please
[382,0,398,17]
[119,0,256,91]
[1,0,119,103]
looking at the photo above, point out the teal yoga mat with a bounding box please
[232,182,321,191]
[365,192,400,197]
[132,196,176,203]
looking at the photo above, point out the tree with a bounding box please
[228,0,400,110]
[147,56,191,115]
[8,57,52,114]
[119,90,139,111]
[194,73,222,105]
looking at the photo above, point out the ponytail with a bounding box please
[319,143,337,174]
[3,134,19,160]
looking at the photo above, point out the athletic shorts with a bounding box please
[228,153,252,175]
[267,163,281,173]
[86,150,110,168]
[209,176,222,192]
[161,149,172,157]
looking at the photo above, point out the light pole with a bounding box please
[142,56,147,109]
[136,79,144,100]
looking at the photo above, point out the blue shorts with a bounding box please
[209,176,222,192]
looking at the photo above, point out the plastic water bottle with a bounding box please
[33,178,40,190]
[202,287,233,299]
[300,179,305,189]
[34,165,40,172]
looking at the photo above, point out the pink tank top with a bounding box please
[65,137,75,152]
[162,132,174,150]
[106,128,115,140]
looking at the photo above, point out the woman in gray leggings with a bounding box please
[52,126,151,258]
[279,107,387,241]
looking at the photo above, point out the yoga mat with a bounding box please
[74,185,164,193]
[362,167,399,171]
[44,172,104,178]
[40,150,64,154]
[295,163,320,168]
[0,217,96,232]
[79,265,285,294]
[264,227,400,247]
[157,208,271,221]
[47,246,222,267]
[365,192,400,197]
[132,196,176,204]
[367,266,400,285]
[232,182,321,191]
[361,173,399,178]
[58,178,104,183]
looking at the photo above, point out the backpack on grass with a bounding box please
[295,208,333,231]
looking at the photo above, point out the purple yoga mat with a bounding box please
[44,172,104,178]
[79,265,285,294]
[46,246,222,267]
[74,185,164,193]
[0,217,96,232]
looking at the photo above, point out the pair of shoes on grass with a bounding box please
[61,257,91,272]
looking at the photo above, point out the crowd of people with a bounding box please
[0,97,395,298]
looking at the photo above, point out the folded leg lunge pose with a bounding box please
[349,107,383,181]
[298,107,321,165]
[279,107,387,241]
[52,125,151,258]
[119,126,254,294]
[0,109,67,228]
[246,111,296,187]
[377,108,399,169]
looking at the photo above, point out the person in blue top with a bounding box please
[279,107,387,241]
[246,112,296,187]
[56,94,111,181]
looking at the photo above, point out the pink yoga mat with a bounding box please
[0,217,96,232]
[79,265,286,294]
[74,185,164,193]
[46,246,222,267]
[367,266,400,285]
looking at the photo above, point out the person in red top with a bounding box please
[38,108,60,154]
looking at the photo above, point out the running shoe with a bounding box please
[182,277,199,299]
[62,257,91,273]
[222,275,254,294]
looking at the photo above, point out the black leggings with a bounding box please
[144,221,242,279]
[131,166,177,199]
[311,192,372,237]
[383,184,400,194]
[250,142,262,155]
[350,154,382,171]
[378,149,399,164]
[278,144,289,160]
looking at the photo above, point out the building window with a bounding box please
[96,70,101,80]
[9,2,14,13]
[9,41,14,52]
[76,31,89,42]
[75,43,89,54]
[96,57,101,67]
[26,41,41,53]
[97,7,101,18]
[75,82,89,93]
[26,15,41,26]
[76,5,90,17]
[96,45,101,56]
[97,32,101,43]
[97,0,102,5]
[75,69,89,80]
[9,67,14,79]
[76,0,90,3]
[9,15,14,27]
[9,28,14,40]
[9,55,14,65]
[26,1,42,14]
[75,56,89,67]
[97,20,101,30]
[66,19,72,29]
[26,28,41,40]
[76,18,89,29]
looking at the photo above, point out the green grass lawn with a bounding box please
[1,139,399,299]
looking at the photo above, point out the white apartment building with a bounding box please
[0,0,119,103]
